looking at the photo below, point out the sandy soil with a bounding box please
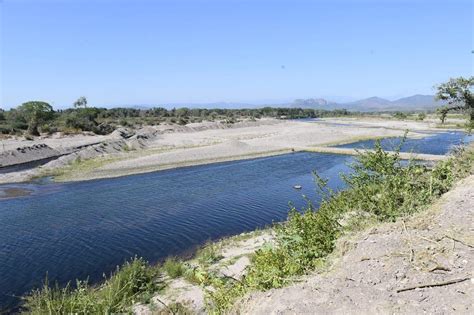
[133,231,275,315]
[0,118,446,184]
[237,175,474,315]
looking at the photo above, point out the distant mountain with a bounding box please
[119,94,445,112]
[128,102,257,110]
[289,95,445,112]
[392,94,444,110]
[343,97,393,110]
[290,98,341,110]
[183,102,256,109]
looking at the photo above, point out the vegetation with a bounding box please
[73,96,88,109]
[162,257,185,279]
[206,137,474,312]
[417,112,426,121]
[196,243,224,266]
[22,138,474,314]
[393,111,408,120]
[0,102,354,136]
[16,101,54,136]
[435,76,473,127]
[23,257,161,314]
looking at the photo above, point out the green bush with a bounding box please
[23,257,161,314]
[162,257,185,278]
[417,113,426,121]
[196,243,223,266]
[393,112,408,120]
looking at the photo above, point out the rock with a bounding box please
[220,256,251,280]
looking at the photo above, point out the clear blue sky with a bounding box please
[1,0,472,109]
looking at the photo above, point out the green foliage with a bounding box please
[166,302,194,314]
[436,106,449,124]
[208,139,474,312]
[436,76,474,123]
[162,257,185,278]
[64,108,101,132]
[196,243,223,266]
[393,111,407,120]
[17,101,54,135]
[1,109,28,134]
[23,257,161,314]
[1,104,356,136]
[417,112,426,121]
[74,96,88,109]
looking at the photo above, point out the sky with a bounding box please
[0,0,472,109]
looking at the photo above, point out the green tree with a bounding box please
[17,101,54,135]
[436,106,449,124]
[74,96,88,108]
[417,112,426,121]
[393,112,407,120]
[65,107,100,132]
[435,77,474,125]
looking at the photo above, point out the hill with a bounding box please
[289,94,445,112]
[117,95,445,112]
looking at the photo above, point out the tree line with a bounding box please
[1,76,472,136]
[0,100,352,136]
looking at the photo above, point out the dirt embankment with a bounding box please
[0,144,61,167]
[0,118,441,184]
[0,119,282,183]
[237,175,474,314]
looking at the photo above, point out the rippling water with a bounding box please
[0,131,471,310]
[334,131,474,154]
[0,152,352,310]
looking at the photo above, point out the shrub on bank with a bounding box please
[163,257,185,278]
[207,137,474,312]
[24,257,161,314]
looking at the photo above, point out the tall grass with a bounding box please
[23,257,162,314]
[207,139,474,312]
[162,257,185,279]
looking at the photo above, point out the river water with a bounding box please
[0,131,471,310]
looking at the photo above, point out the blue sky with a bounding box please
[1,0,472,109]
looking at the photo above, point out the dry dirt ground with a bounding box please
[0,118,444,184]
[237,175,474,315]
[133,231,275,315]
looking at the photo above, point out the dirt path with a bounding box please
[237,175,474,314]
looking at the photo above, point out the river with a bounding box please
[0,131,471,310]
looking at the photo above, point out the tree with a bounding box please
[436,106,449,124]
[74,96,88,108]
[417,112,426,121]
[65,107,100,132]
[435,77,474,125]
[393,112,407,120]
[17,101,54,135]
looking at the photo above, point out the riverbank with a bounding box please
[0,117,450,184]
[21,140,473,314]
[238,174,474,314]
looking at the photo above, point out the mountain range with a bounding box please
[290,95,445,112]
[120,94,444,112]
